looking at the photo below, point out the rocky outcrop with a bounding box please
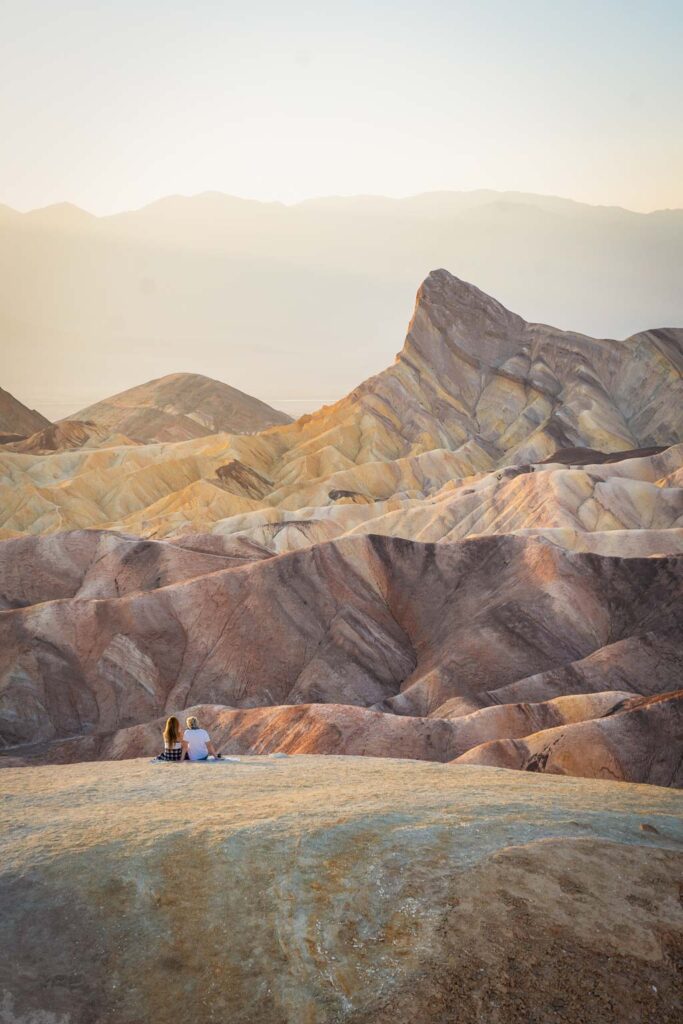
[1,758,682,1023]
[0,272,681,787]
[454,691,683,785]
[541,445,669,465]
[4,189,683,445]
[66,371,292,443]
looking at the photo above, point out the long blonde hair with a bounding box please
[163,716,181,745]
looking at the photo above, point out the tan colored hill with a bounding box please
[0,385,49,440]
[0,271,681,539]
[66,371,292,443]
[1,757,682,1023]
[207,443,683,558]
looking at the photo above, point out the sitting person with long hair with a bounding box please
[156,715,188,761]
[183,715,222,760]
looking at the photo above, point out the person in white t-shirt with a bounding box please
[183,716,222,761]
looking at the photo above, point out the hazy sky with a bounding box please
[2,0,682,214]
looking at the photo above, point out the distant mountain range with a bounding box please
[1,189,682,420]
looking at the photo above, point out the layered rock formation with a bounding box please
[210,442,683,558]
[0,528,272,609]
[1,272,681,539]
[8,692,678,789]
[454,691,683,785]
[1,758,682,1023]
[1,532,681,783]
[0,271,681,785]
[66,371,292,443]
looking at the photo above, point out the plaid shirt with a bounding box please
[157,744,183,762]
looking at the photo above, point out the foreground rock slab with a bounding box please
[1,757,682,1023]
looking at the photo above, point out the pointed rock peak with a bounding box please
[403,269,528,369]
[415,269,523,330]
[419,268,503,304]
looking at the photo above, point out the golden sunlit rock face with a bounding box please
[0,270,681,785]
[1,758,682,1023]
